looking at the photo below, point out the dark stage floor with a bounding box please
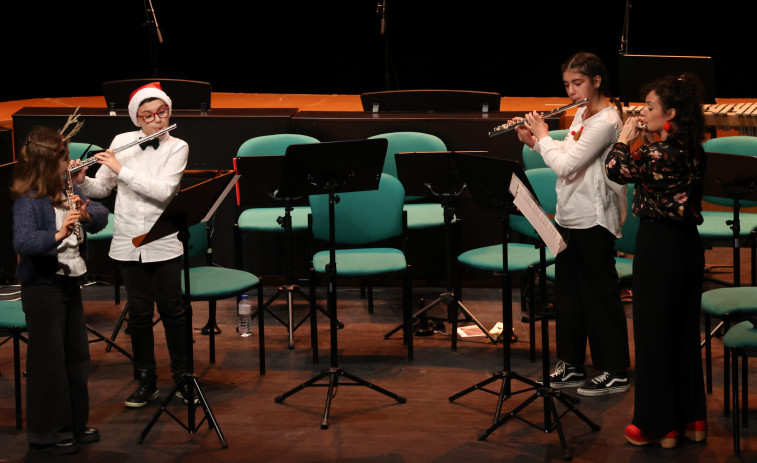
[0,253,756,463]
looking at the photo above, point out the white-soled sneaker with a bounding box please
[541,361,587,388]
[577,371,630,396]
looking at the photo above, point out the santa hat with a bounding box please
[128,82,172,126]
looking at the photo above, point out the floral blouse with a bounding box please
[605,139,706,225]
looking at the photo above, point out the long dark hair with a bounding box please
[11,126,69,205]
[561,52,612,98]
[641,73,705,157]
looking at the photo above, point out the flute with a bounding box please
[488,98,589,137]
[63,170,82,241]
[69,124,177,174]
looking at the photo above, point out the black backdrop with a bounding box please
[2,1,756,102]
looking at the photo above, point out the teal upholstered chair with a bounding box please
[699,136,757,288]
[308,173,413,360]
[701,286,757,416]
[722,318,757,455]
[521,129,571,170]
[68,142,103,161]
[183,222,265,372]
[0,300,28,429]
[457,167,558,357]
[367,132,448,230]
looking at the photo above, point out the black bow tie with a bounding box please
[139,137,160,151]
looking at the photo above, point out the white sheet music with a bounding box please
[508,173,567,256]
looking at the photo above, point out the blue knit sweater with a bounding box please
[13,185,109,285]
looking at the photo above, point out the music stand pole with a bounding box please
[135,172,238,448]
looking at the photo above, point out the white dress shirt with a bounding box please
[534,105,627,237]
[80,130,188,263]
[55,203,87,277]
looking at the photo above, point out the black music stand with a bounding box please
[701,152,757,403]
[448,153,598,460]
[101,78,212,113]
[134,171,239,448]
[234,155,339,349]
[273,139,407,429]
[383,151,498,347]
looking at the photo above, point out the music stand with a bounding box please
[360,89,501,113]
[134,170,239,448]
[383,151,499,347]
[448,153,597,460]
[101,78,212,113]
[233,155,339,349]
[617,55,716,105]
[273,139,407,429]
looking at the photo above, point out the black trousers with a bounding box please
[631,218,706,432]
[21,276,89,445]
[119,257,189,377]
[554,225,630,372]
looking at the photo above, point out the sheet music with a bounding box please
[508,173,567,256]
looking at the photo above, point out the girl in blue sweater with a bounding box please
[11,125,108,455]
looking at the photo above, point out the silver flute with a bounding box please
[63,170,82,241]
[69,123,177,174]
[488,98,588,137]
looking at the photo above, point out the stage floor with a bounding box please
[0,246,754,463]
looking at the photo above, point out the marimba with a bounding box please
[625,102,757,136]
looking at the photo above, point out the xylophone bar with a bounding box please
[624,103,757,136]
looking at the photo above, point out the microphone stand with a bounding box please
[142,0,164,77]
[619,0,631,55]
[377,0,397,90]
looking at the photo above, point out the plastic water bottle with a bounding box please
[237,294,252,337]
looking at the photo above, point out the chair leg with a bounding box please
[704,313,713,393]
[743,352,748,428]
[403,266,413,361]
[208,300,217,364]
[309,268,319,364]
[725,320,731,417]
[258,283,266,375]
[106,303,130,353]
[733,348,741,455]
[367,284,374,314]
[13,330,22,430]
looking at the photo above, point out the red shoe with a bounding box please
[625,425,679,449]
[684,420,707,442]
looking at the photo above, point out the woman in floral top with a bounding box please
[605,73,707,449]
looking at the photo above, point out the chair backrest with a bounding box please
[521,129,570,170]
[69,142,103,161]
[510,168,558,240]
[186,222,209,262]
[237,133,319,157]
[309,173,405,245]
[367,131,447,179]
[702,136,757,207]
[615,183,639,255]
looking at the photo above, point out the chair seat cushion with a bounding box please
[458,243,555,273]
[87,213,114,241]
[238,206,310,232]
[545,256,634,281]
[698,211,757,239]
[701,287,757,317]
[403,203,448,229]
[313,248,406,277]
[182,266,260,300]
[724,320,757,349]
[0,300,26,329]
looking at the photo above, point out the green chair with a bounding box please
[701,286,757,417]
[308,173,413,360]
[234,134,320,348]
[699,136,757,288]
[183,222,265,372]
[68,142,103,161]
[722,317,757,455]
[367,131,448,230]
[0,300,27,429]
[457,167,558,357]
[521,129,570,170]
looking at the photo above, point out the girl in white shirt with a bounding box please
[514,52,630,397]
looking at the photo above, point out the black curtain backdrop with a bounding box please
[2,1,755,102]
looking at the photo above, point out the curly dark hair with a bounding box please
[640,73,705,156]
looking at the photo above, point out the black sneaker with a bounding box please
[125,383,159,408]
[577,371,630,396]
[543,361,586,388]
